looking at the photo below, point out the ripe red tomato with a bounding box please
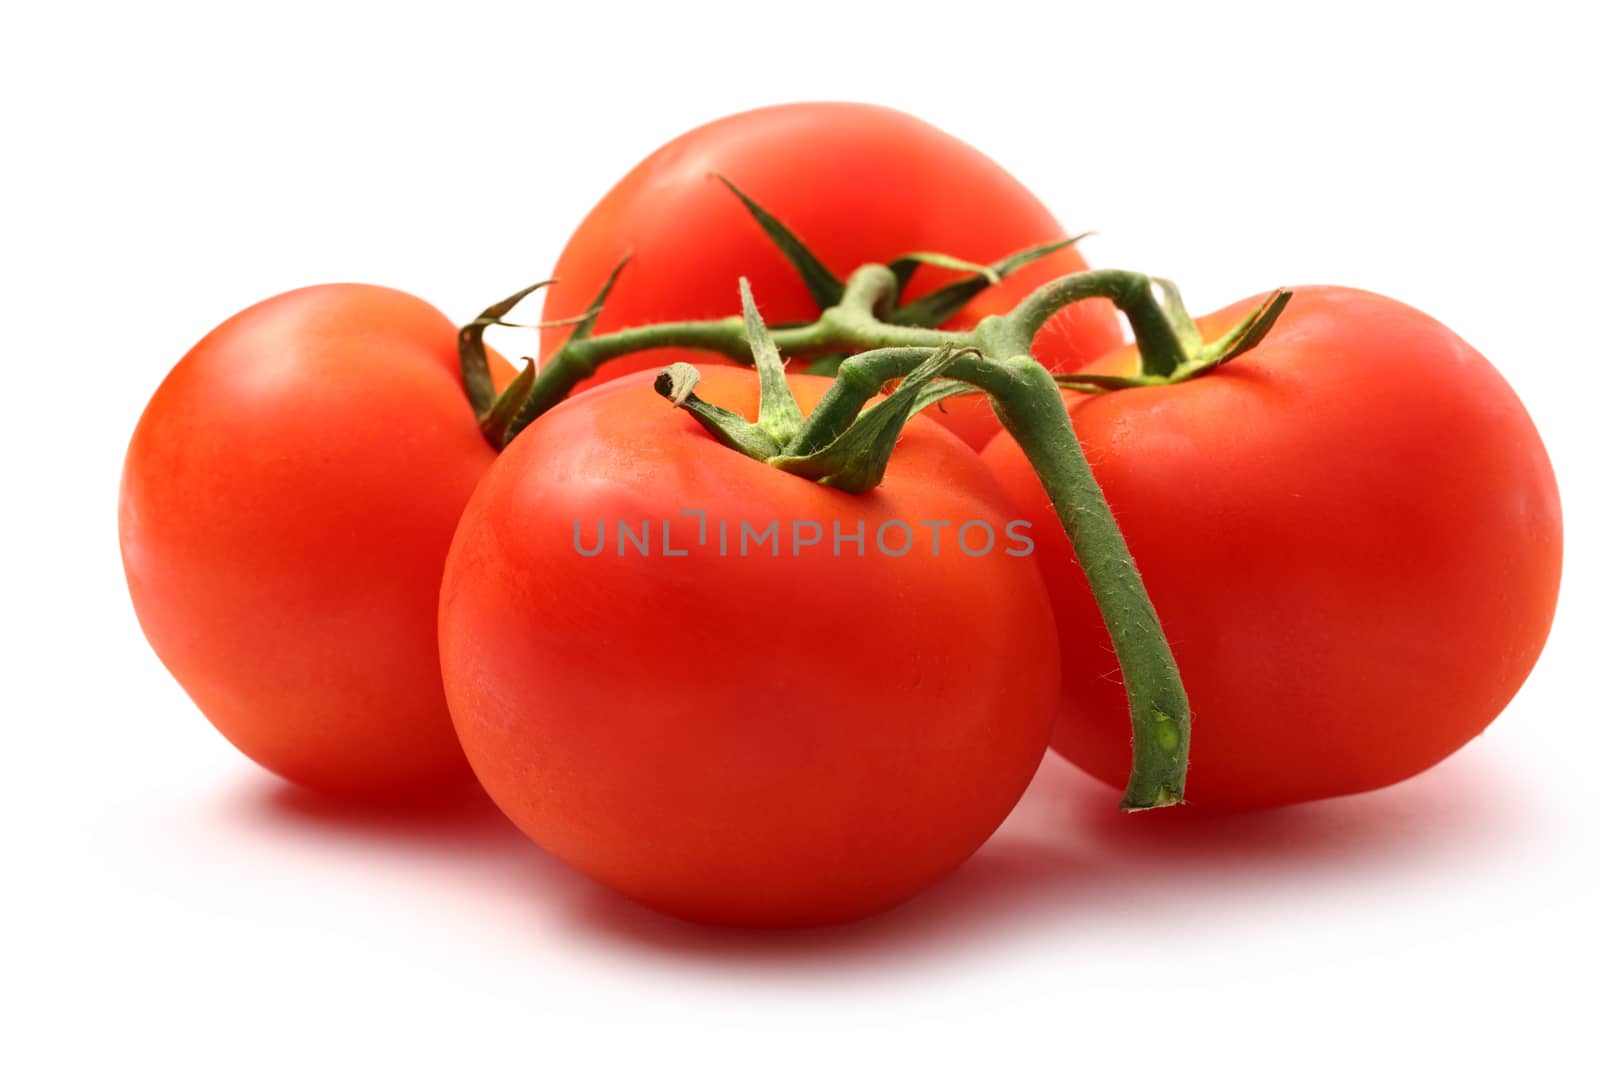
[982,286,1562,809]
[439,365,1059,926]
[539,102,1123,448]
[120,284,513,793]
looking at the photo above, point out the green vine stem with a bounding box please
[991,359,1189,809]
[499,289,954,439]
[462,253,1292,809]
[487,265,1212,443]
[1001,268,1188,375]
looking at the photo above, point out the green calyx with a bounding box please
[715,174,1090,330]
[1053,283,1294,394]
[457,278,558,420]
[653,282,973,493]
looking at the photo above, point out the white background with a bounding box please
[5,2,1596,1063]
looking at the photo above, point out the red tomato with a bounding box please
[439,366,1059,926]
[539,102,1123,448]
[982,286,1562,809]
[120,285,513,793]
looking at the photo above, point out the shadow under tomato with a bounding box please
[227,742,1525,971]
[248,777,521,849]
[1056,743,1525,880]
[226,772,603,916]
[557,745,1525,971]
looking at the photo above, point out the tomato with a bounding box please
[438,365,1059,926]
[982,286,1562,809]
[539,102,1123,448]
[120,284,514,793]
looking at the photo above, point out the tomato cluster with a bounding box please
[120,102,1561,927]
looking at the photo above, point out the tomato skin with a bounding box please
[439,366,1060,926]
[120,284,512,793]
[982,286,1562,809]
[540,102,1123,448]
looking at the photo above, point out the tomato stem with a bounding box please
[493,267,1212,444]
[770,345,969,491]
[831,263,900,321]
[785,345,947,454]
[1003,269,1189,377]
[985,359,1190,810]
[502,267,960,440]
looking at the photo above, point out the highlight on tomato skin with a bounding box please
[438,366,1062,927]
[119,284,516,795]
[539,100,1125,448]
[981,284,1563,810]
